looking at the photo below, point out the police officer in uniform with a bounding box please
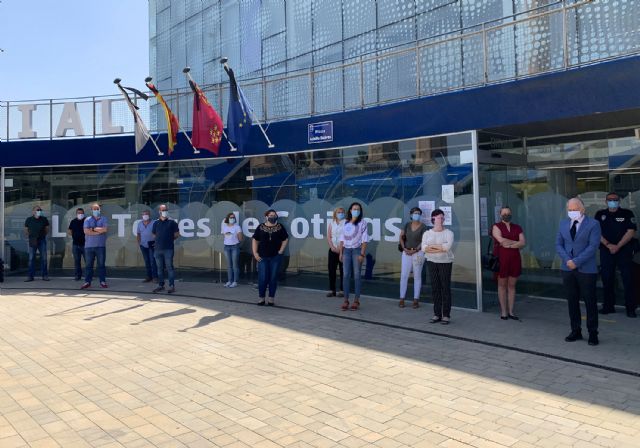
[595,192,637,318]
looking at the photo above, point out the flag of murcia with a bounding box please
[189,80,224,155]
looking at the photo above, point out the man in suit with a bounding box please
[555,197,602,346]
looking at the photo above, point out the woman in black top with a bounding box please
[252,209,289,306]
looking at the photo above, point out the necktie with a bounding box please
[570,220,578,240]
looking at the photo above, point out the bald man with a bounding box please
[555,197,602,346]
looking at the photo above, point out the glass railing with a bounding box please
[1,0,638,142]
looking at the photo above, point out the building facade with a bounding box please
[1,0,639,311]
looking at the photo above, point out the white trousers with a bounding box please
[400,252,425,299]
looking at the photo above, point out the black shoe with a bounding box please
[74,277,81,281]
[500,315,508,320]
[42,277,50,281]
[24,277,34,282]
[565,331,583,342]
[257,300,266,306]
[152,286,165,293]
[599,308,615,315]
[588,333,599,346]
[508,314,519,320]
[626,310,637,318]
[267,302,275,307]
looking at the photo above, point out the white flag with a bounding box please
[116,84,151,154]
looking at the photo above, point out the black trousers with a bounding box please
[600,248,636,312]
[427,262,452,318]
[328,249,343,293]
[562,270,598,334]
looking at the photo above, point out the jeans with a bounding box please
[84,246,106,283]
[258,254,282,298]
[140,245,158,280]
[28,238,48,279]
[72,243,84,279]
[342,247,363,300]
[154,248,175,287]
[224,244,240,283]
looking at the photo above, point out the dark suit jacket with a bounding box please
[555,216,601,274]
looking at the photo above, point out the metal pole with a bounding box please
[482,25,489,84]
[562,5,569,69]
[415,43,421,96]
[92,96,96,138]
[0,167,5,267]
[359,56,365,108]
[471,130,483,312]
[310,70,315,115]
[5,101,8,142]
[49,99,53,140]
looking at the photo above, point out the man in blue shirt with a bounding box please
[136,209,157,282]
[152,204,179,293]
[81,203,108,289]
[556,197,601,346]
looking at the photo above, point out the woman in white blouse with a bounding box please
[221,212,243,287]
[422,209,454,324]
[327,207,346,297]
[339,202,368,311]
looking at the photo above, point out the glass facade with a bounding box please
[4,132,482,308]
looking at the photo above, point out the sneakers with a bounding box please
[228,282,237,288]
[224,281,231,287]
[100,282,108,288]
[153,286,165,293]
[80,282,91,289]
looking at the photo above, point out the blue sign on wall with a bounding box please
[308,121,333,144]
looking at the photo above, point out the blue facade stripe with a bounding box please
[2,56,639,168]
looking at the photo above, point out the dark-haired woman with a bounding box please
[327,207,346,297]
[492,206,525,320]
[339,202,368,311]
[422,209,455,324]
[221,212,243,288]
[252,209,289,306]
[399,207,427,308]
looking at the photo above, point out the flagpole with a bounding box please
[221,59,275,149]
[182,67,237,153]
[114,79,163,156]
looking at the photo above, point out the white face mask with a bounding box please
[142,214,150,221]
[77,213,84,220]
[567,210,582,220]
[160,211,168,218]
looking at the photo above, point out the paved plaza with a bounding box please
[0,278,639,447]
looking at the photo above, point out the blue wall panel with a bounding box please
[2,56,639,168]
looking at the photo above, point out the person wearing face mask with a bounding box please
[339,202,368,311]
[152,204,180,294]
[222,212,243,288]
[81,203,109,289]
[555,197,601,346]
[422,209,455,324]
[24,205,50,282]
[326,207,346,298]
[398,207,427,309]
[594,192,637,318]
[137,209,158,283]
[252,209,289,305]
[491,206,526,320]
[67,208,86,281]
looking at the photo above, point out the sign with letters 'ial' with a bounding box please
[308,121,333,144]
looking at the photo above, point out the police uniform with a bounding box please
[594,207,637,313]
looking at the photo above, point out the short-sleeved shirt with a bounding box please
[595,208,637,250]
[137,220,156,248]
[340,221,369,249]
[403,222,427,250]
[152,218,179,250]
[68,218,86,246]
[252,223,289,258]
[84,216,108,248]
[221,223,242,245]
[24,216,49,240]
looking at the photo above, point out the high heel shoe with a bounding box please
[341,300,349,311]
[350,300,360,310]
[398,299,405,308]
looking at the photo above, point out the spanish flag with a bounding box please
[146,82,179,154]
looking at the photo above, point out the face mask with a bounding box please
[607,200,619,209]
[501,214,512,223]
[92,210,100,217]
[336,213,345,220]
[161,211,168,218]
[568,210,581,220]
[229,218,236,224]
[411,213,422,222]
[267,217,277,224]
[77,213,84,220]
[35,210,42,217]
[351,209,360,218]
[142,214,150,221]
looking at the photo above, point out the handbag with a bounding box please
[482,238,500,272]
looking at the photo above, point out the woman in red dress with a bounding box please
[492,206,526,320]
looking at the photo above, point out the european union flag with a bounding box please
[224,66,253,152]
